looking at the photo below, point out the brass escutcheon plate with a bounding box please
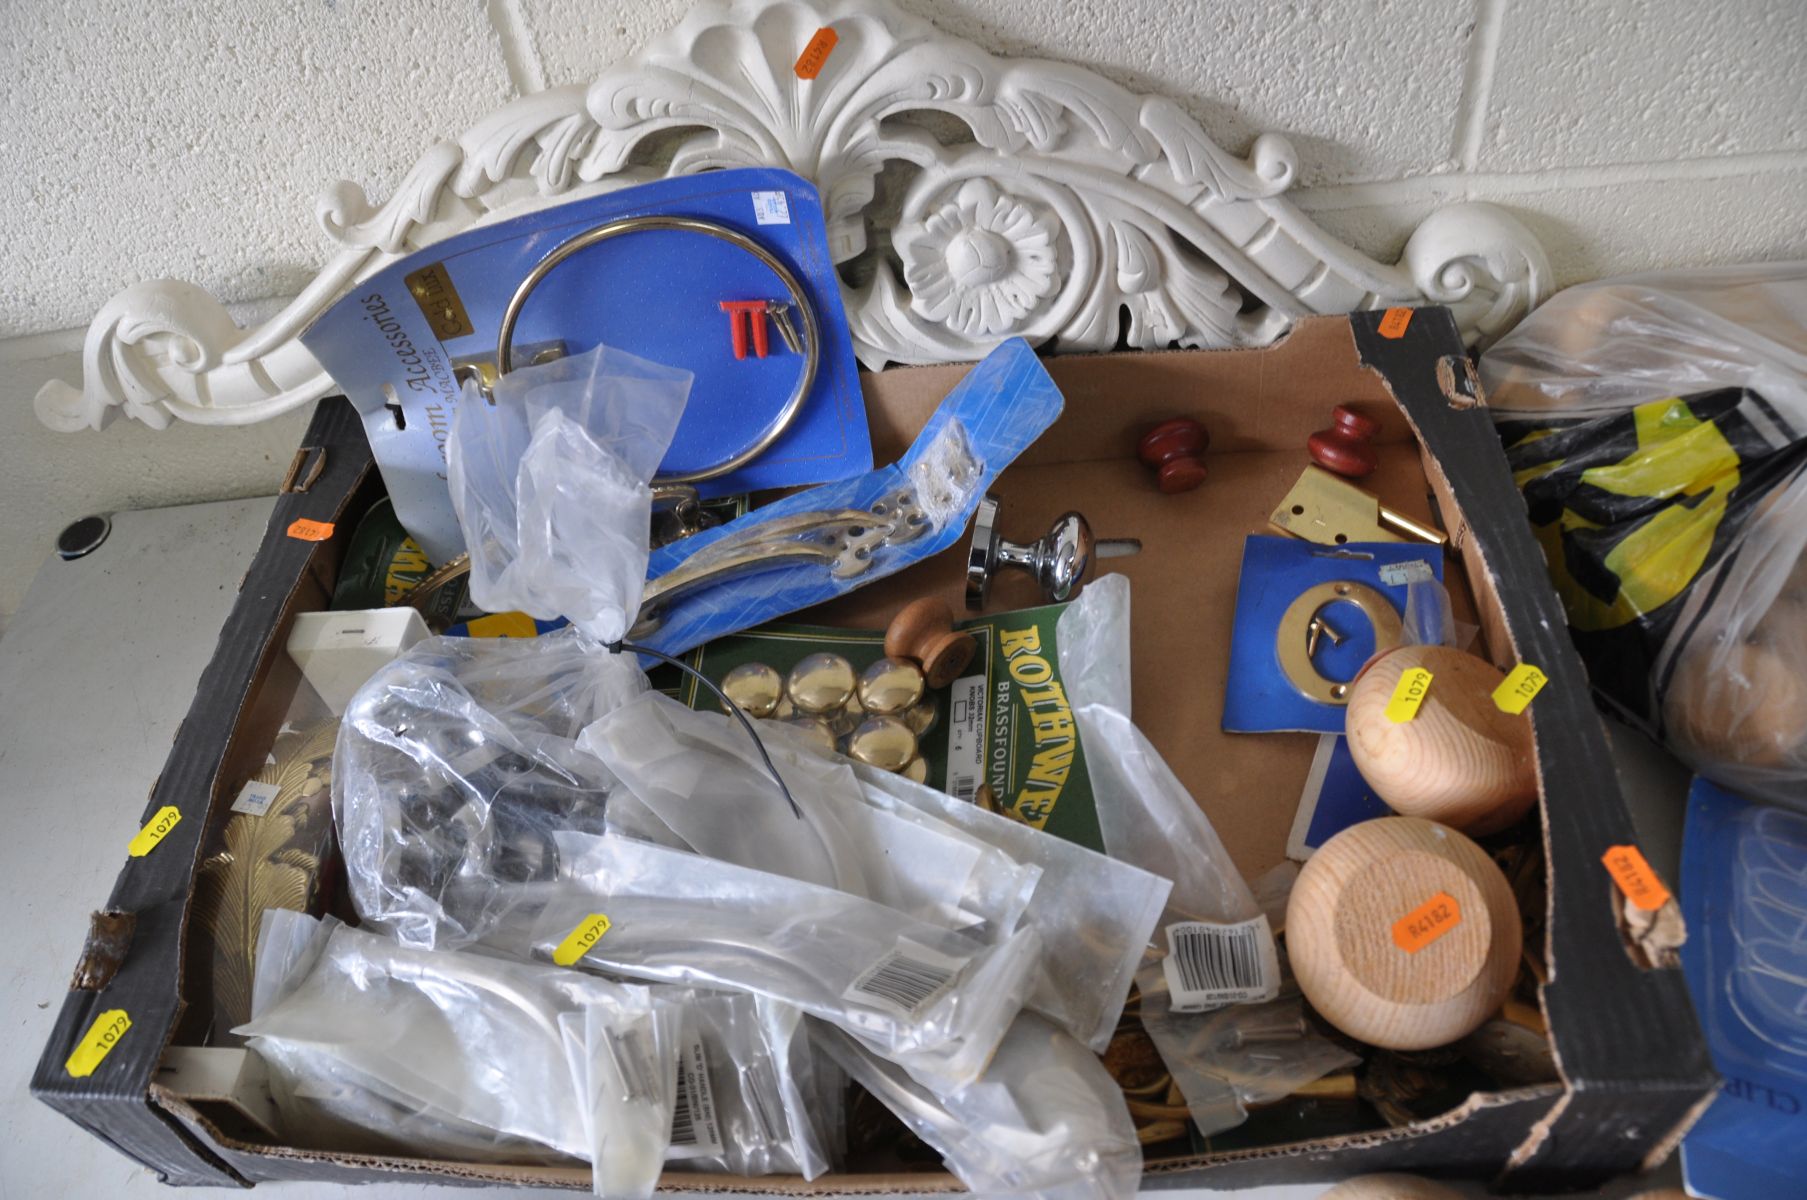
[1276,580,1404,705]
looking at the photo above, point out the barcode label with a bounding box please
[845,941,963,1017]
[1379,559,1434,586]
[751,190,791,225]
[667,1034,724,1158]
[231,780,280,817]
[1161,915,1280,1011]
[946,673,987,802]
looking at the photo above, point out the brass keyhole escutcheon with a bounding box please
[1276,580,1405,705]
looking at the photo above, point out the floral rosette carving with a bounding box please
[898,179,1061,338]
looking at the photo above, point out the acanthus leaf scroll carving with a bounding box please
[36,0,1549,433]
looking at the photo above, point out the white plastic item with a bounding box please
[285,608,430,715]
[447,343,693,645]
[334,628,644,949]
[656,989,832,1179]
[579,692,1040,936]
[848,759,1170,1053]
[237,911,676,1196]
[813,1014,1141,1200]
[532,832,1039,1092]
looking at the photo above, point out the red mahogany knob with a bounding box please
[1308,405,1380,478]
[1137,418,1209,494]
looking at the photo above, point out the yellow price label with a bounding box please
[1493,663,1548,714]
[65,1009,131,1078]
[552,914,612,966]
[127,806,182,858]
[465,611,539,639]
[1384,667,1434,723]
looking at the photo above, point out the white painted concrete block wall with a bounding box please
[0,0,1802,628]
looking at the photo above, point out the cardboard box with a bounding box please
[34,310,1715,1191]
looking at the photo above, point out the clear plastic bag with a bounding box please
[1058,577,1358,1135]
[1136,983,1359,1136]
[556,1003,679,1198]
[447,343,693,644]
[813,1014,1141,1200]
[238,911,677,1197]
[657,989,833,1179]
[529,832,1039,1091]
[1058,578,1272,965]
[848,759,1170,1053]
[1480,263,1807,805]
[1661,479,1807,802]
[579,692,1040,936]
[335,628,643,949]
[1480,262,1807,422]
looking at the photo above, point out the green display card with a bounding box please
[649,600,1102,853]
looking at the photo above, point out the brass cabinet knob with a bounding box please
[719,662,784,719]
[903,698,939,738]
[847,715,918,772]
[787,653,857,715]
[857,657,927,716]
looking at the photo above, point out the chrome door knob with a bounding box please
[966,494,1131,609]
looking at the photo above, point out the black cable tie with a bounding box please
[608,639,804,820]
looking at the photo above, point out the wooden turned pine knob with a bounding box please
[1308,405,1381,478]
[1344,644,1538,836]
[1666,636,1807,770]
[1288,817,1522,1051]
[1136,418,1209,494]
[885,597,977,689]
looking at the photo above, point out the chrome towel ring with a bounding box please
[493,213,822,487]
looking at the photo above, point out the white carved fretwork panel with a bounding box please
[36,0,1550,433]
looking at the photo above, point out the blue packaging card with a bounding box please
[1286,735,1391,859]
[300,168,870,564]
[639,338,1063,658]
[1681,778,1807,1200]
[1223,536,1444,734]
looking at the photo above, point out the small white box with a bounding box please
[285,608,429,715]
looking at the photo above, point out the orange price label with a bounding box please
[1392,891,1462,953]
[286,518,335,542]
[1602,845,1671,911]
[1378,308,1413,339]
[794,27,838,79]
